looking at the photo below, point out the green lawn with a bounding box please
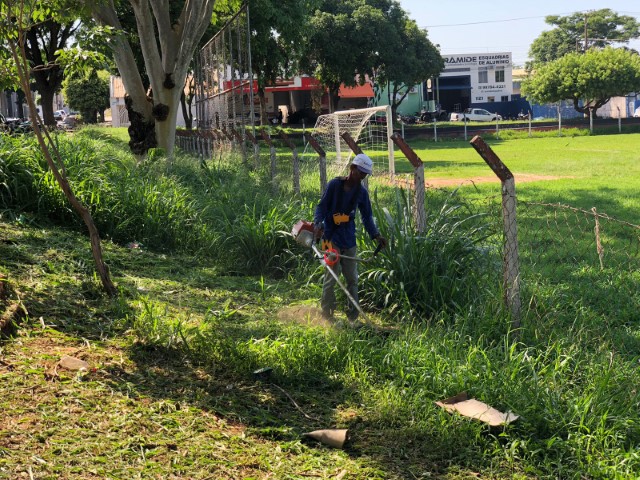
[3,128,638,479]
[388,133,640,220]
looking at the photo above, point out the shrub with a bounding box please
[0,136,42,215]
[360,189,498,320]
[220,198,314,276]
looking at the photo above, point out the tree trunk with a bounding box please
[91,0,215,157]
[10,38,117,297]
[328,86,340,113]
[125,95,157,156]
[92,4,156,152]
[180,92,193,130]
[15,90,25,119]
[152,86,182,154]
[258,87,268,125]
[37,88,56,126]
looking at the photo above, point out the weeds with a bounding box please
[3,129,640,478]
[360,188,497,319]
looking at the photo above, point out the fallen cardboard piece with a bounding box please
[435,392,519,426]
[302,429,348,449]
[58,355,89,371]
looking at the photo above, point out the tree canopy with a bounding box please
[304,0,438,113]
[63,69,109,123]
[528,9,640,67]
[0,0,89,125]
[522,47,640,117]
[375,13,443,118]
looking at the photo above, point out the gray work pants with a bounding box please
[321,246,359,320]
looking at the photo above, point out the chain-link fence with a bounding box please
[195,4,254,134]
[177,128,640,325]
[517,201,640,320]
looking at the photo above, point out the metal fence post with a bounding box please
[279,130,299,195]
[470,135,521,329]
[557,104,562,136]
[305,133,327,193]
[390,133,426,233]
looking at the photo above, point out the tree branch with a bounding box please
[173,0,216,82]
[148,0,176,75]
[91,1,151,117]
[129,0,164,92]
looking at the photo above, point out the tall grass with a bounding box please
[0,135,44,216]
[360,188,498,319]
[0,129,317,274]
[5,127,640,477]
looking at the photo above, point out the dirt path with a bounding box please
[378,173,565,189]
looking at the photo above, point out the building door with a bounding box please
[437,75,472,113]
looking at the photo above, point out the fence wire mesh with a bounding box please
[473,193,640,319]
[195,4,255,135]
[517,202,640,316]
[175,128,640,323]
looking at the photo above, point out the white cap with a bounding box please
[351,153,373,175]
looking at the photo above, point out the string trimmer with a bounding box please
[292,220,379,322]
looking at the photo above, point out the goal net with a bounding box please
[303,105,394,176]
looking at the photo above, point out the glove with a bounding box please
[313,223,324,241]
[321,239,336,252]
[375,234,388,250]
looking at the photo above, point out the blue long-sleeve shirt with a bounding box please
[314,177,379,249]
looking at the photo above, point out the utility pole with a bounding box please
[584,12,589,52]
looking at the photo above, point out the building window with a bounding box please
[487,96,495,102]
[478,69,488,84]
[501,95,509,102]
[495,69,505,83]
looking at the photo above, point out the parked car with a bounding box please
[54,110,66,121]
[450,108,502,122]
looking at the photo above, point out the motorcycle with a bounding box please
[397,113,418,124]
[419,107,448,122]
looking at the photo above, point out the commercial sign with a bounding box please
[444,53,511,68]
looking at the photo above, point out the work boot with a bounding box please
[336,318,366,330]
[321,308,334,320]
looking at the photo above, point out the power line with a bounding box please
[423,10,640,29]
[424,14,571,28]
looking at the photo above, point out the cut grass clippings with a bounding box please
[1,128,640,479]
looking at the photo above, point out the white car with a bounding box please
[450,108,502,122]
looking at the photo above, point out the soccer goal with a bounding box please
[304,105,395,176]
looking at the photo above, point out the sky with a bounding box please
[397,0,640,66]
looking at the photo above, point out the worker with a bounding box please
[313,153,387,322]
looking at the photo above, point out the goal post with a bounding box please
[304,105,395,176]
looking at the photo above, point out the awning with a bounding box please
[339,83,374,98]
[437,85,472,91]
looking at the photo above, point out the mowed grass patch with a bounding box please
[2,129,640,478]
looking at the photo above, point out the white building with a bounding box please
[428,52,514,113]
[110,76,191,128]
